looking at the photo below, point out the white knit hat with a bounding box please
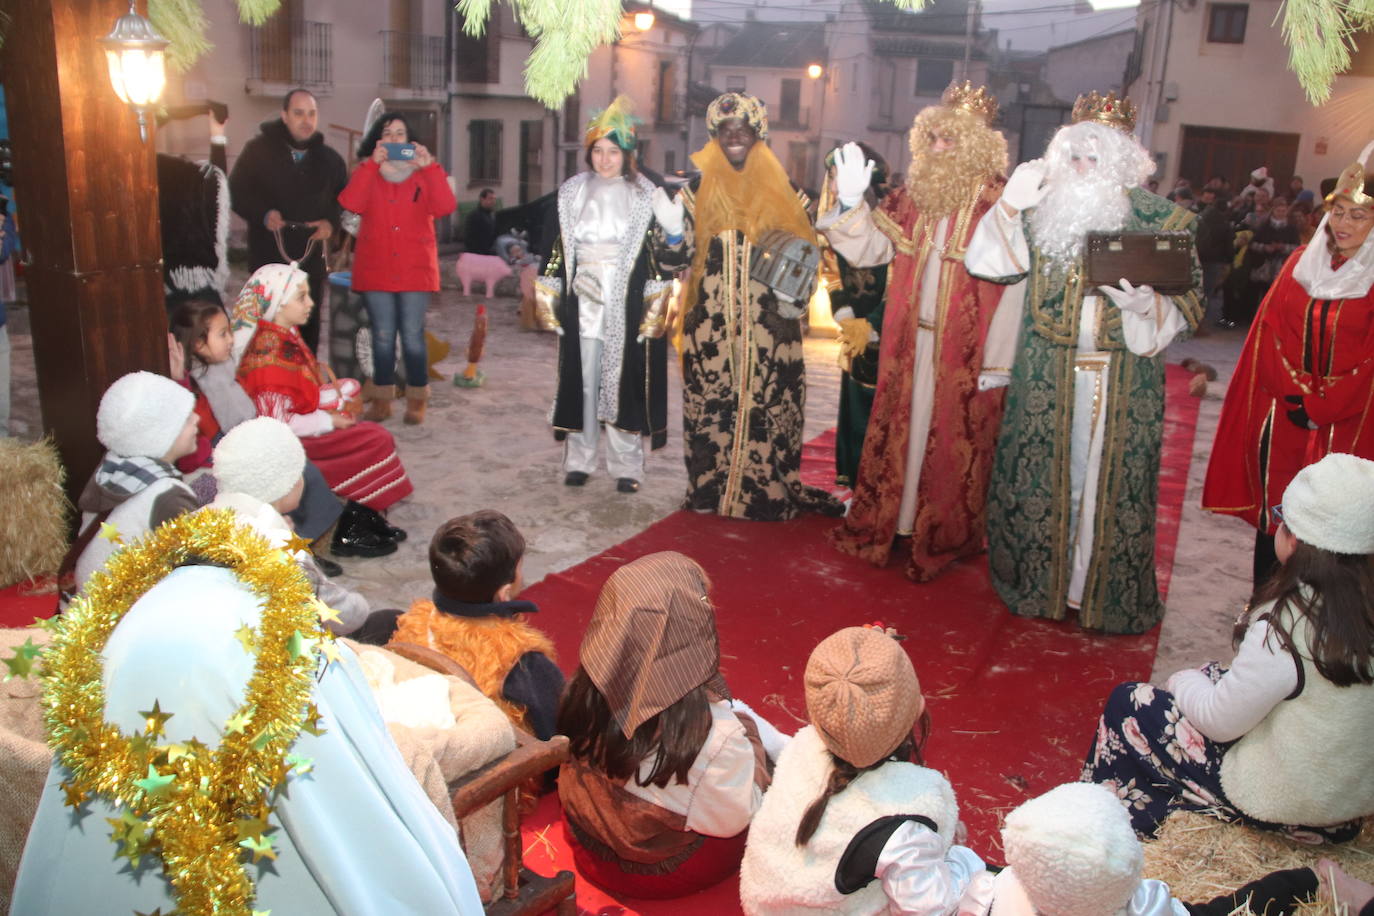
[1001,782,1142,916]
[211,417,305,505]
[96,371,196,459]
[1281,453,1374,555]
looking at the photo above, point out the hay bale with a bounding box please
[1143,811,1374,914]
[0,438,68,588]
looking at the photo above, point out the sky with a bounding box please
[679,0,1139,52]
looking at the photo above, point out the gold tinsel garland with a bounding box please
[40,509,328,916]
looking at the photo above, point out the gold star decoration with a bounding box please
[139,700,173,739]
[134,764,176,799]
[3,638,41,680]
[134,908,167,916]
[61,781,87,808]
[319,638,342,666]
[252,910,272,916]
[283,532,313,555]
[239,834,276,862]
[106,809,152,864]
[234,815,271,843]
[312,599,341,626]
[224,708,254,735]
[234,623,259,653]
[97,521,124,544]
[300,703,326,737]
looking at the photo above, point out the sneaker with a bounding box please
[616,477,640,493]
[565,471,589,487]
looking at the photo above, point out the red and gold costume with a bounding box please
[237,319,413,510]
[1203,251,1374,530]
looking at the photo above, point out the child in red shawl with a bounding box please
[233,263,413,511]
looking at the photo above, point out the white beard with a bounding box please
[1030,171,1132,265]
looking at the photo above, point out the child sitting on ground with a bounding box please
[557,551,788,899]
[390,510,564,740]
[966,781,1322,915]
[168,294,395,568]
[1085,452,1374,843]
[208,417,401,642]
[70,371,200,592]
[741,625,985,914]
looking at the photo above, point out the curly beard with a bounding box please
[907,151,987,216]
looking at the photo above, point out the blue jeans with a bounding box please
[361,290,430,387]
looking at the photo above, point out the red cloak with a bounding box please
[830,180,1009,581]
[1203,248,1374,532]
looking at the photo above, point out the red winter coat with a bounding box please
[338,160,456,292]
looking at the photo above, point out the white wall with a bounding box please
[1044,30,1134,104]
[1128,0,1374,189]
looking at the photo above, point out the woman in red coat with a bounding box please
[1203,150,1374,583]
[339,112,456,425]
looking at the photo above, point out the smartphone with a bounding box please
[383,142,416,161]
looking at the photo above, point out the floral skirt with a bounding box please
[1083,671,1363,844]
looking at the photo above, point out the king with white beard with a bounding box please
[965,92,1203,634]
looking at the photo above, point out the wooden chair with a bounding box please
[387,642,577,916]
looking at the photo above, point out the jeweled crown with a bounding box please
[1071,91,1137,133]
[941,81,998,124]
[1327,160,1374,208]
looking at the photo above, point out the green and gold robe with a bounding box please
[966,187,1202,634]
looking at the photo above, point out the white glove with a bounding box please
[833,142,874,208]
[1002,159,1048,213]
[978,372,1010,391]
[651,186,685,237]
[1097,278,1157,315]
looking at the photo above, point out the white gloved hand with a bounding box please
[651,186,685,237]
[833,142,875,208]
[1097,278,1157,315]
[1001,159,1048,213]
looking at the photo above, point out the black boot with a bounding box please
[347,501,407,543]
[330,504,398,558]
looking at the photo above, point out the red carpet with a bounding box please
[0,577,58,628]
[517,364,1200,914]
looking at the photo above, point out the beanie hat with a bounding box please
[1281,453,1374,555]
[1001,782,1142,916]
[96,371,196,459]
[804,627,924,768]
[212,417,306,505]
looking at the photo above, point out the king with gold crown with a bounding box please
[820,81,1018,584]
[963,89,1203,635]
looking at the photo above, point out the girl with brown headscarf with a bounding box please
[555,551,784,898]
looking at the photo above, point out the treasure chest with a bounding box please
[1085,231,1195,295]
[749,230,821,302]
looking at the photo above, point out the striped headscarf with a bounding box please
[579,551,730,738]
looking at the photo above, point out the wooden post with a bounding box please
[2,0,168,509]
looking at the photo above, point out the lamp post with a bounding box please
[101,1,169,143]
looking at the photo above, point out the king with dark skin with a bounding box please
[716,117,758,169]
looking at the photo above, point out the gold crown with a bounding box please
[1071,91,1137,133]
[1326,159,1374,208]
[941,81,998,124]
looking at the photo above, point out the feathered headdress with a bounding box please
[584,95,640,152]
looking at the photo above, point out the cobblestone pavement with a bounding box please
[5,275,1252,681]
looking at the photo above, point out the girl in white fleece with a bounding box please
[1085,452,1374,843]
[741,626,984,915]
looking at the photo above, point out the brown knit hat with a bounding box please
[805,627,925,768]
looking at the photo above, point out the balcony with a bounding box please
[246,20,332,94]
[382,32,447,97]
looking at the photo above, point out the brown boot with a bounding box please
[362,379,395,422]
[403,385,429,425]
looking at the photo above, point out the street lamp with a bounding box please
[806,63,824,80]
[634,10,656,31]
[101,1,169,143]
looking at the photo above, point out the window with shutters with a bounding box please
[469,120,502,183]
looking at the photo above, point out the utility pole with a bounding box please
[961,0,979,80]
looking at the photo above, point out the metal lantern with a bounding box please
[101,2,169,142]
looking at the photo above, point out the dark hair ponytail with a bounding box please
[794,711,930,846]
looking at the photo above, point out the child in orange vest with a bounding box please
[390,510,564,739]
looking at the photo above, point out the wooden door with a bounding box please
[1178,126,1300,191]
